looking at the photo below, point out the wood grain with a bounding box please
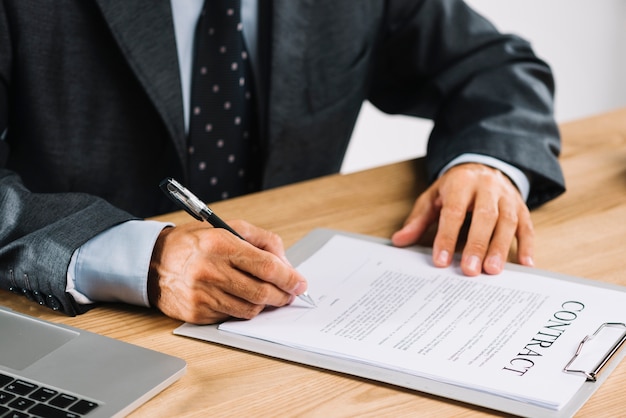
[2,108,625,417]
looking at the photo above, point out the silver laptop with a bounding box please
[0,307,186,417]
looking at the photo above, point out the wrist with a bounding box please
[148,226,173,308]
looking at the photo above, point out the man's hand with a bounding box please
[147,220,308,324]
[391,163,534,276]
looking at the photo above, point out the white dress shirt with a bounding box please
[67,0,529,307]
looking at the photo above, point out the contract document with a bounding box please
[177,231,626,415]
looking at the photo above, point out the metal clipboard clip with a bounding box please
[563,322,626,381]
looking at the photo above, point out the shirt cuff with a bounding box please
[438,153,530,202]
[66,220,173,307]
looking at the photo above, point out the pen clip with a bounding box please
[159,177,211,221]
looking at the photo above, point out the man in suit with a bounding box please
[0,0,564,324]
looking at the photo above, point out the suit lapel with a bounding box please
[93,0,187,165]
[261,0,312,185]
[256,0,273,146]
[266,0,310,119]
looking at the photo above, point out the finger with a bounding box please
[480,200,520,275]
[392,189,440,247]
[228,219,291,264]
[461,190,500,276]
[197,280,270,320]
[432,185,473,268]
[216,265,296,308]
[222,232,308,298]
[166,257,291,323]
[150,263,265,324]
[183,286,266,324]
[515,207,535,267]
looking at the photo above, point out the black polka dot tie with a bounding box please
[187,0,258,202]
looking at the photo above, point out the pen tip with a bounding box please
[299,292,316,307]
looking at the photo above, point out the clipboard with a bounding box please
[174,228,626,418]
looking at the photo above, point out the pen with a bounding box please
[159,177,316,307]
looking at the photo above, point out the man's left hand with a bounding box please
[391,163,534,276]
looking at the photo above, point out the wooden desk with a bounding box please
[2,108,626,417]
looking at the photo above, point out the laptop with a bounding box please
[0,307,186,417]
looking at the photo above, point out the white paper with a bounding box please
[209,236,626,409]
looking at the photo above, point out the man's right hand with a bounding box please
[147,220,308,324]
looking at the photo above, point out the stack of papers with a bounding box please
[180,233,626,413]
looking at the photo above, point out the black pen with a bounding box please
[159,177,316,307]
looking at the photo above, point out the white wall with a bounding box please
[341,0,626,173]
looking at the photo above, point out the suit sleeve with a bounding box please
[0,4,136,315]
[0,172,137,315]
[368,0,565,208]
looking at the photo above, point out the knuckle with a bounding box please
[498,207,518,225]
[198,231,226,253]
[474,205,499,220]
[434,228,456,247]
[440,204,467,222]
[250,283,273,303]
[256,256,280,278]
[185,311,205,325]
[185,290,203,306]
[267,230,283,247]
[239,304,264,320]
[518,219,535,237]
[178,300,209,324]
[467,240,489,255]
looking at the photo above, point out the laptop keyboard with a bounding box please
[0,373,100,418]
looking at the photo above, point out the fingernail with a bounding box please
[485,255,502,272]
[293,281,307,295]
[435,250,450,266]
[467,255,481,274]
[521,256,535,267]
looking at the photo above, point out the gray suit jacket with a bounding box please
[0,0,564,315]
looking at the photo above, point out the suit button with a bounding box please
[21,288,34,302]
[46,295,61,311]
[32,290,46,305]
